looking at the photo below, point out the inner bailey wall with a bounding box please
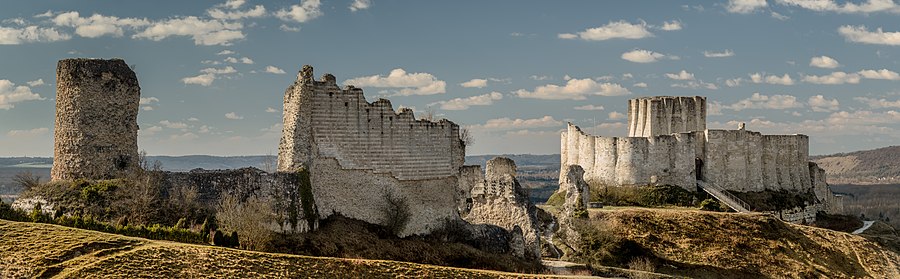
[51,58,140,181]
[703,130,811,192]
[277,65,466,236]
[560,123,699,191]
[628,96,706,137]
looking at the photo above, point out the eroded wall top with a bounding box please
[628,96,706,137]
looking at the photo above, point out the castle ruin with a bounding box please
[51,58,140,181]
[277,65,467,236]
[561,96,844,223]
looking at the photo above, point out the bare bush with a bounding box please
[168,184,201,223]
[216,193,274,251]
[460,127,474,150]
[13,171,42,191]
[627,257,656,279]
[379,190,411,236]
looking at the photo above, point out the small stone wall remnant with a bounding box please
[465,157,542,259]
[51,58,140,181]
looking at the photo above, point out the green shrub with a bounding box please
[699,198,722,211]
[592,184,698,208]
[545,190,566,206]
[379,190,411,236]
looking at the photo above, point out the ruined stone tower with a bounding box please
[51,58,141,181]
[628,96,706,137]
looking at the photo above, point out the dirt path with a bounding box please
[853,221,875,234]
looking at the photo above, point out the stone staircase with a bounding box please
[697,181,752,213]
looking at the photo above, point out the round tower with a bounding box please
[51,58,141,181]
[627,96,706,137]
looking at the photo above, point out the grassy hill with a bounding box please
[0,219,552,278]
[568,207,900,278]
[811,145,900,184]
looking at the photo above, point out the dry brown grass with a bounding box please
[576,207,900,278]
[0,219,561,278]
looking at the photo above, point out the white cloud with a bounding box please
[808,95,840,112]
[671,81,719,90]
[749,73,795,85]
[52,11,149,38]
[26,79,44,87]
[727,93,805,111]
[139,97,159,105]
[217,50,234,55]
[276,0,322,23]
[858,69,900,80]
[133,16,244,46]
[665,70,695,80]
[265,107,278,113]
[621,49,669,63]
[265,65,286,74]
[0,80,44,109]
[708,101,724,115]
[0,25,70,44]
[514,78,630,100]
[201,66,237,74]
[633,82,648,88]
[558,20,653,41]
[777,0,900,14]
[660,20,682,31]
[279,24,301,32]
[725,78,743,87]
[343,68,446,96]
[810,55,840,68]
[6,127,49,137]
[703,49,734,58]
[470,115,563,131]
[142,106,154,111]
[225,112,243,120]
[207,5,266,20]
[574,104,605,111]
[182,73,216,86]
[726,0,768,13]
[460,78,488,88]
[224,56,254,64]
[608,111,626,120]
[838,25,900,46]
[350,0,372,12]
[160,120,189,129]
[223,0,246,9]
[802,72,861,84]
[169,132,199,141]
[771,11,790,20]
[529,75,550,81]
[429,92,503,110]
[855,97,900,108]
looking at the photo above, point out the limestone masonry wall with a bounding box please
[278,65,464,179]
[561,123,699,191]
[628,96,706,137]
[563,95,845,222]
[52,58,140,181]
[277,65,466,236]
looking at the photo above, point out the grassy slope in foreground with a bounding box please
[0,220,551,279]
[583,208,900,278]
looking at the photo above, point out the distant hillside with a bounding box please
[812,146,900,184]
[0,219,546,278]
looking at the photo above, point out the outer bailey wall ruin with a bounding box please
[278,66,466,236]
[628,96,706,137]
[703,130,811,192]
[52,58,140,181]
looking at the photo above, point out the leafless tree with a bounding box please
[216,193,274,251]
[13,171,42,191]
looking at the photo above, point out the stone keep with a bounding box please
[51,58,140,181]
[277,65,466,236]
[628,96,706,137]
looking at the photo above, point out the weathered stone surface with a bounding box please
[563,95,844,223]
[465,157,542,259]
[51,58,140,181]
[277,65,467,236]
[556,165,589,253]
[628,96,706,137]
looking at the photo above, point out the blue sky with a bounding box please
[2,0,900,156]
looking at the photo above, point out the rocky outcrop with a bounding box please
[556,165,590,254]
[464,157,542,259]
